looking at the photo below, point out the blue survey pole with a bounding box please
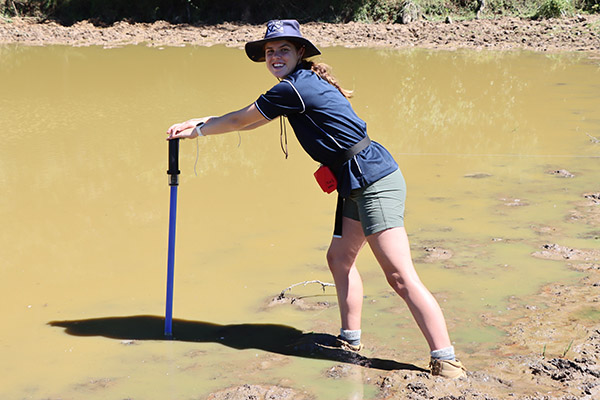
[165,138,180,337]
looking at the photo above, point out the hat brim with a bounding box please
[245,36,321,62]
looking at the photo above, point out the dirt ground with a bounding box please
[263,191,600,400]
[2,16,599,399]
[220,191,600,400]
[0,15,599,54]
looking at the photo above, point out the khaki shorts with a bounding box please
[343,169,406,236]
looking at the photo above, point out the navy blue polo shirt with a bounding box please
[255,67,398,197]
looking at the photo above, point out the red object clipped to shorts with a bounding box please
[314,164,337,194]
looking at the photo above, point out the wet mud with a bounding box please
[262,190,600,400]
[206,383,313,400]
[1,16,599,54]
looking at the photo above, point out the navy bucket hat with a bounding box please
[245,19,321,62]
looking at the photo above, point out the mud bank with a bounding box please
[253,191,600,400]
[1,15,599,54]
[378,192,600,400]
[378,192,600,399]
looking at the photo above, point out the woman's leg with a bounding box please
[326,217,367,331]
[366,226,452,351]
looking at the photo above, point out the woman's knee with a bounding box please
[326,224,365,273]
[326,245,358,272]
[385,271,422,299]
[384,271,405,295]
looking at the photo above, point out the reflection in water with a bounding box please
[0,45,598,399]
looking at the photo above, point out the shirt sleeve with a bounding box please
[255,80,305,121]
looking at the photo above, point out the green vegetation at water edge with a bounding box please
[1,0,599,25]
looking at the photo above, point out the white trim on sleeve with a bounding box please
[254,99,273,121]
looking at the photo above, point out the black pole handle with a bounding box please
[167,138,180,186]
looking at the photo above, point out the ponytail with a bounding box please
[299,60,353,99]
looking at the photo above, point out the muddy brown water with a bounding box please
[0,45,598,399]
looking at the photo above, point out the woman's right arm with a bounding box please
[166,103,268,140]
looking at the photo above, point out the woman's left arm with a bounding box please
[166,104,268,140]
[238,118,270,131]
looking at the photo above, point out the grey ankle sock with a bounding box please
[430,346,455,361]
[340,329,361,346]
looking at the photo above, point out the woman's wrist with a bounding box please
[194,122,204,137]
[189,116,216,137]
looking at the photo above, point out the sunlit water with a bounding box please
[0,44,599,399]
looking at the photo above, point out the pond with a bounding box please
[0,44,598,399]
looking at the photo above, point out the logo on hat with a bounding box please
[266,20,284,35]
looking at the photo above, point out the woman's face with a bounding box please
[264,40,305,79]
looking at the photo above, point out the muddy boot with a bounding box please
[429,359,467,379]
[313,335,363,352]
[334,336,364,352]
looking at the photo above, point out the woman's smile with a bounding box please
[265,40,304,79]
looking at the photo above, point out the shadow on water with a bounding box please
[48,315,425,372]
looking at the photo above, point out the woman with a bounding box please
[166,19,466,379]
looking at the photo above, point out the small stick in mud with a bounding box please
[586,132,600,143]
[278,280,335,300]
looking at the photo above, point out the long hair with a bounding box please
[299,60,354,99]
[274,40,353,98]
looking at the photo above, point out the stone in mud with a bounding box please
[548,169,575,178]
[422,246,453,262]
[75,377,117,391]
[583,192,600,204]
[532,243,600,261]
[499,197,528,207]
[530,356,600,383]
[206,384,313,400]
[464,173,492,179]
[567,192,600,227]
[324,363,357,379]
